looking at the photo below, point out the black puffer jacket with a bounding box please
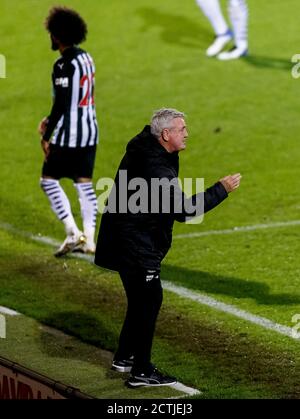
[95,125,228,272]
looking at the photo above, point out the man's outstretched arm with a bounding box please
[174,173,242,222]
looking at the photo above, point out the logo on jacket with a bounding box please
[146,270,159,282]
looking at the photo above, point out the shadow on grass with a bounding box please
[37,313,114,367]
[162,264,300,306]
[137,7,211,49]
[40,311,118,354]
[243,55,292,71]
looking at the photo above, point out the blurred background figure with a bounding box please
[39,7,99,257]
[196,0,248,60]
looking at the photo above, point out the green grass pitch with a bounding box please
[1,0,300,398]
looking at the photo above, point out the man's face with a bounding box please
[164,118,188,153]
[50,34,59,51]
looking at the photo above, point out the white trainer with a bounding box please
[206,31,233,57]
[217,45,248,61]
[55,233,87,257]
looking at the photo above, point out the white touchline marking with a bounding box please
[174,219,300,239]
[0,306,20,316]
[0,222,93,262]
[30,234,60,247]
[171,382,201,396]
[0,222,299,342]
[162,281,297,340]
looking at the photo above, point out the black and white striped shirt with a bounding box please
[43,47,99,148]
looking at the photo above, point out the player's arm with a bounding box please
[41,61,74,142]
[38,117,49,137]
[40,137,50,159]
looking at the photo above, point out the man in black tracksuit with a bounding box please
[95,108,241,387]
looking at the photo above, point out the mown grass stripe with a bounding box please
[0,222,200,397]
[1,221,298,342]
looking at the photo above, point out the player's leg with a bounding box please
[74,179,98,253]
[195,0,232,57]
[218,0,248,60]
[40,177,85,256]
[73,146,98,253]
[40,145,84,257]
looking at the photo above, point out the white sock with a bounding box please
[74,182,98,245]
[40,178,81,237]
[228,0,248,49]
[196,0,229,36]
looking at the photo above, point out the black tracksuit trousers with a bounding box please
[115,268,163,374]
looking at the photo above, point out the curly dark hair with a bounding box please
[45,6,88,46]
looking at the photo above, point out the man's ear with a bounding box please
[161,129,168,142]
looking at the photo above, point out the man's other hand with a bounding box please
[41,139,50,160]
[38,117,49,136]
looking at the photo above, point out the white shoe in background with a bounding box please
[217,43,248,60]
[206,30,233,57]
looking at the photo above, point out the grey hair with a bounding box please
[150,108,185,139]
